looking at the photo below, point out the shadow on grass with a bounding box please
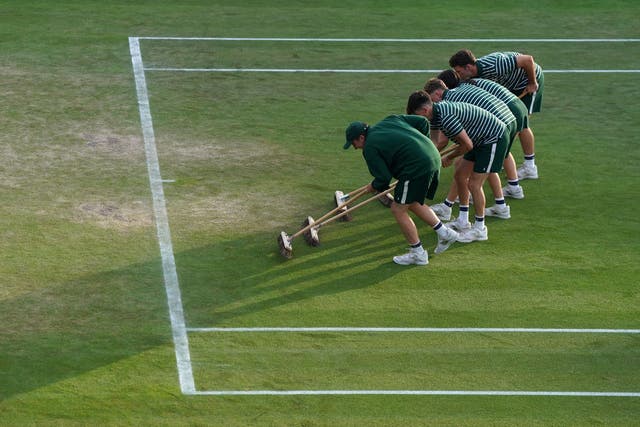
[0,208,414,398]
[175,207,426,326]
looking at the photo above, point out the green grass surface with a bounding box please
[1,1,640,425]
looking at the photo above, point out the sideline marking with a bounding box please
[188,327,640,333]
[129,36,196,395]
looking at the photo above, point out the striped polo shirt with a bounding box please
[441,84,516,127]
[431,100,507,147]
[464,78,519,105]
[476,52,543,93]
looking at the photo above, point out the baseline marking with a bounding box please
[192,390,640,397]
[188,327,640,333]
[129,36,196,395]
[144,67,640,74]
[136,37,640,42]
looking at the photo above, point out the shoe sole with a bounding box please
[393,258,428,265]
[456,229,488,243]
[447,224,471,232]
[434,238,457,254]
[485,212,510,219]
[503,189,525,199]
[517,173,538,180]
[457,235,488,243]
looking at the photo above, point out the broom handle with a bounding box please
[309,185,371,226]
[439,144,458,157]
[315,182,398,229]
[344,183,370,199]
[289,184,371,240]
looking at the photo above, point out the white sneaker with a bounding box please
[445,217,471,232]
[457,226,488,243]
[434,227,458,254]
[503,185,524,199]
[430,203,452,221]
[517,164,538,180]
[485,204,511,219]
[393,248,428,265]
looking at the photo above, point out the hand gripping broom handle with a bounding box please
[314,181,398,229]
[518,89,537,114]
[439,144,458,157]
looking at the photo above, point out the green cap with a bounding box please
[344,121,368,149]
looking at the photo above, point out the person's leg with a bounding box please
[431,158,463,221]
[390,202,428,265]
[456,171,490,243]
[487,150,512,218]
[454,157,471,205]
[488,172,504,199]
[517,127,539,179]
[519,126,535,159]
[409,202,459,254]
[390,202,420,245]
[502,150,525,199]
[468,172,487,221]
[447,158,473,230]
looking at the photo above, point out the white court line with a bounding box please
[192,390,640,397]
[188,327,640,333]
[144,67,640,73]
[137,37,640,42]
[129,37,196,395]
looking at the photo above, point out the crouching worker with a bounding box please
[343,115,458,265]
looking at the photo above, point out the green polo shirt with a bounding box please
[363,114,440,192]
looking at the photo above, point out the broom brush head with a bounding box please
[334,190,352,222]
[302,216,320,246]
[277,231,293,259]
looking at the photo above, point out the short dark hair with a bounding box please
[423,78,447,95]
[406,90,432,115]
[449,49,477,68]
[437,69,460,89]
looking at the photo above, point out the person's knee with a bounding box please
[468,174,486,191]
[392,201,413,218]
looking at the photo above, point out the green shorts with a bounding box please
[393,171,440,205]
[507,99,528,132]
[462,132,509,174]
[519,72,544,114]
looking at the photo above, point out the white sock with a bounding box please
[459,206,469,223]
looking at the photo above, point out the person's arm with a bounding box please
[364,147,393,191]
[441,130,473,168]
[516,54,539,94]
[430,129,449,151]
